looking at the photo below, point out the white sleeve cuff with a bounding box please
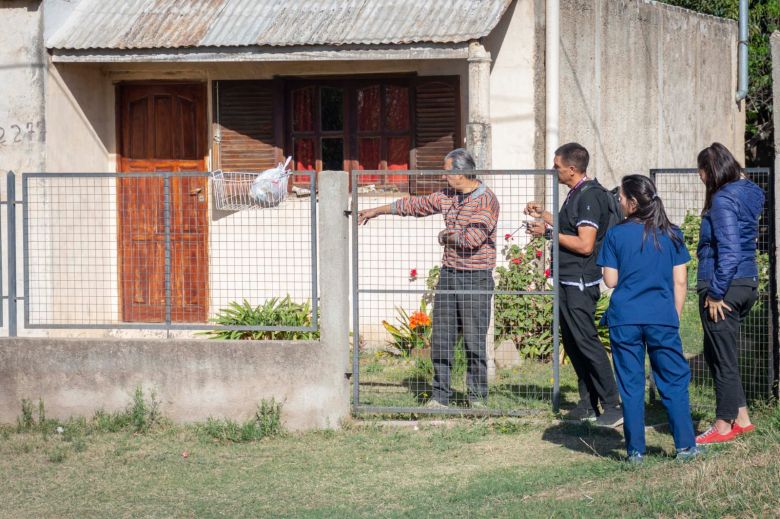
[576,220,599,229]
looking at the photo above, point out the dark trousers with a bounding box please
[698,284,758,421]
[610,325,695,455]
[431,268,494,404]
[560,284,620,411]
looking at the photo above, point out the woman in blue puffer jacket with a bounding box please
[694,143,765,445]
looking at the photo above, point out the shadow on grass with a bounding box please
[540,422,666,460]
[400,377,563,408]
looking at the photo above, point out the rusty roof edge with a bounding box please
[48,42,473,63]
[46,0,514,50]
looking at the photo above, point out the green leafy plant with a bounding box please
[17,399,35,432]
[199,399,284,443]
[130,387,161,433]
[594,292,611,352]
[494,237,554,359]
[382,299,432,356]
[92,387,163,434]
[201,297,319,341]
[680,211,702,287]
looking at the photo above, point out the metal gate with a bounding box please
[350,170,561,416]
[650,168,778,406]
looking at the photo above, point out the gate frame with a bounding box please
[650,167,779,401]
[350,169,561,416]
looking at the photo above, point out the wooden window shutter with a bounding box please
[215,80,280,172]
[410,76,461,195]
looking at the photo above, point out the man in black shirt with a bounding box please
[525,143,622,426]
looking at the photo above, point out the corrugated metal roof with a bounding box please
[47,0,513,50]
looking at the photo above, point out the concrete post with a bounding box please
[317,170,351,425]
[466,41,493,170]
[466,41,497,380]
[770,32,780,400]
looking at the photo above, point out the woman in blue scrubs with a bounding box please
[597,175,699,463]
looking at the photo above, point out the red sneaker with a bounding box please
[732,423,755,436]
[696,426,737,445]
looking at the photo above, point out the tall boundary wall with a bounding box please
[559,0,744,188]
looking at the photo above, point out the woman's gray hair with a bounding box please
[445,148,477,179]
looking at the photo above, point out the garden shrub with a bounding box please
[202,297,318,340]
[494,237,554,359]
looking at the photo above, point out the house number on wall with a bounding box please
[0,122,42,146]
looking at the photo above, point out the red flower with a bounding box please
[504,233,512,241]
[409,269,418,282]
[545,268,551,278]
[511,258,521,265]
[536,250,543,258]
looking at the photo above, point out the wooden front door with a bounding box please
[117,83,208,323]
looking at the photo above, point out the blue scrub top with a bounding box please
[597,222,690,327]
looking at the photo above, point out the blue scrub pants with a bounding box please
[609,325,695,456]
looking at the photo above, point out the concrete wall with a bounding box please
[0,0,46,176]
[559,0,744,188]
[484,0,538,169]
[45,63,114,172]
[0,338,343,429]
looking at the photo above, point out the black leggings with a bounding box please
[698,283,758,421]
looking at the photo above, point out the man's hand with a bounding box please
[526,221,546,238]
[524,202,545,219]
[357,207,381,225]
[438,229,459,247]
[524,202,553,226]
[704,296,732,323]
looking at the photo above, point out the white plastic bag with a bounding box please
[249,156,293,208]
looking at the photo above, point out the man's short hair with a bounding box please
[554,142,589,173]
[445,148,477,179]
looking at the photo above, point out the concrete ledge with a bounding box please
[0,337,348,431]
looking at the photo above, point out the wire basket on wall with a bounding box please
[211,171,262,210]
[211,157,293,210]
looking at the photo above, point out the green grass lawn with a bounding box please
[2,404,779,518]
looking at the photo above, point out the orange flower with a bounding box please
[409,311,431,329]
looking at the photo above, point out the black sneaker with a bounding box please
[562,403,597,422]
[594,406,624,428]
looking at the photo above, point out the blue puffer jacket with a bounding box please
[697,179,765,300]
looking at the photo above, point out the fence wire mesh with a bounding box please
[351,170,562,415]
[21,172,317,333]
[650,168,776,409]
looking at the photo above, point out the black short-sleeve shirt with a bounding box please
[558,180,611,284]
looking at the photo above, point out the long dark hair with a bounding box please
[697,142,742,213]
[620,175,682,251]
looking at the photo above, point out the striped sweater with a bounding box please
[391,182,500,270]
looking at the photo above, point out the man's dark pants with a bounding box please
[431,267,494,404]
[560,284,620,411]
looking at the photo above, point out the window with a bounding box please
[215,76,460,195]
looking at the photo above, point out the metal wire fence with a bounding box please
[650,168,776,409]
[19,171,317,333]
[351,170,562,416]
